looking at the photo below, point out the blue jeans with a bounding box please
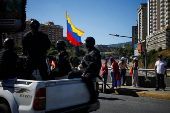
[102,74,108,92]
[110,70,115,88]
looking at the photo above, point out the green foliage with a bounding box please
[97,46,116,52]
[70,56,80,67]
[147,49,156,67]
[101,55,105,59]
[137,51,145,65]
[158,47,162,52]
[163,56,170,67]
[138,49,157,68]
[118,47,123,55]
[47,41,58,57]
[14,46,22,54]
[47,48,58,57]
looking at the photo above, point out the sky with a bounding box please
[26,0,147,45]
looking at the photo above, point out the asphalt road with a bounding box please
[92,93,170,113]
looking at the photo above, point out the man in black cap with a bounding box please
[154,54,167,91]
[68,37,101,103]
[49,40,72,79]
[0,38,19,80]
[22,19,51,80]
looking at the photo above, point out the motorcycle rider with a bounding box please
[0,38,19,80]
[68,37,101,103]
[22,19,51,80]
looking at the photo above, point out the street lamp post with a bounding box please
[109,34,147,76]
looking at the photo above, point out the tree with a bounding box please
[118,47,123,56]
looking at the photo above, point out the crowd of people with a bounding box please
[100,54,167,92]
[101,56,129,92]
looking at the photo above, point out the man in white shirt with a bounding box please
[154,54,167,91]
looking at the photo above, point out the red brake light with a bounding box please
[33,88,46,111]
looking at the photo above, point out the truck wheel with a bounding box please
[0,103,11,113]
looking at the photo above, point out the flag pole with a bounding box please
[66,11,67,40]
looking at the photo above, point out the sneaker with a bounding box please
[136,86,140,88]
[162,89,165,91]
[155,88,159,91]
[131,86,134,87]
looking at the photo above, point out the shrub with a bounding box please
[158,47,162,52]
[164,56,170,67]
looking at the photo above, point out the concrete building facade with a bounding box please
[132,26,138,49]
[138,3,148,44]
[147,0,170,51]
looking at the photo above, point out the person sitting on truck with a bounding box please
[78,56,87,70]
[68,37,101,104]
[22,19,51,80]
[0,38,19,80]
[48,40,72,79]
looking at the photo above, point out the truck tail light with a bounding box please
[33,88,46,111]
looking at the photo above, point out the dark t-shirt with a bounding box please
[22,31,51,59]
[84,47,101,76]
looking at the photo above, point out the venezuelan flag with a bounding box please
[129,66,133,75]
[67,12,84,47]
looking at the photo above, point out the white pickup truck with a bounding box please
[0,56,100,113]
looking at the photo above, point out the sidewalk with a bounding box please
[98,82,170,100]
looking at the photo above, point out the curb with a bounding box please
[99,88,170,100]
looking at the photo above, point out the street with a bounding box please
[92,93,170,113]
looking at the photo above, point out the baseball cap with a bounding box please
[110,57,114,60]
[121,57,126,60]
[133,57,138,61]
[158,54,162,58]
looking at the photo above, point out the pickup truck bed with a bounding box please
[0,78,100,113]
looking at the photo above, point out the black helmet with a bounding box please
[30,20,40,30]
[158,54,163,58]
[56,40,66,47]
[85,37,95,45]
[4,38,15,49]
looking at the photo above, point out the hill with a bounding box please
[108,41,132,47]
[138,48,170,69]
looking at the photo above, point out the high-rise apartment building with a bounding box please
[5,19,63,45]
[132,26,138,49]
[147,0,170,51]
[138,3,148,45]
